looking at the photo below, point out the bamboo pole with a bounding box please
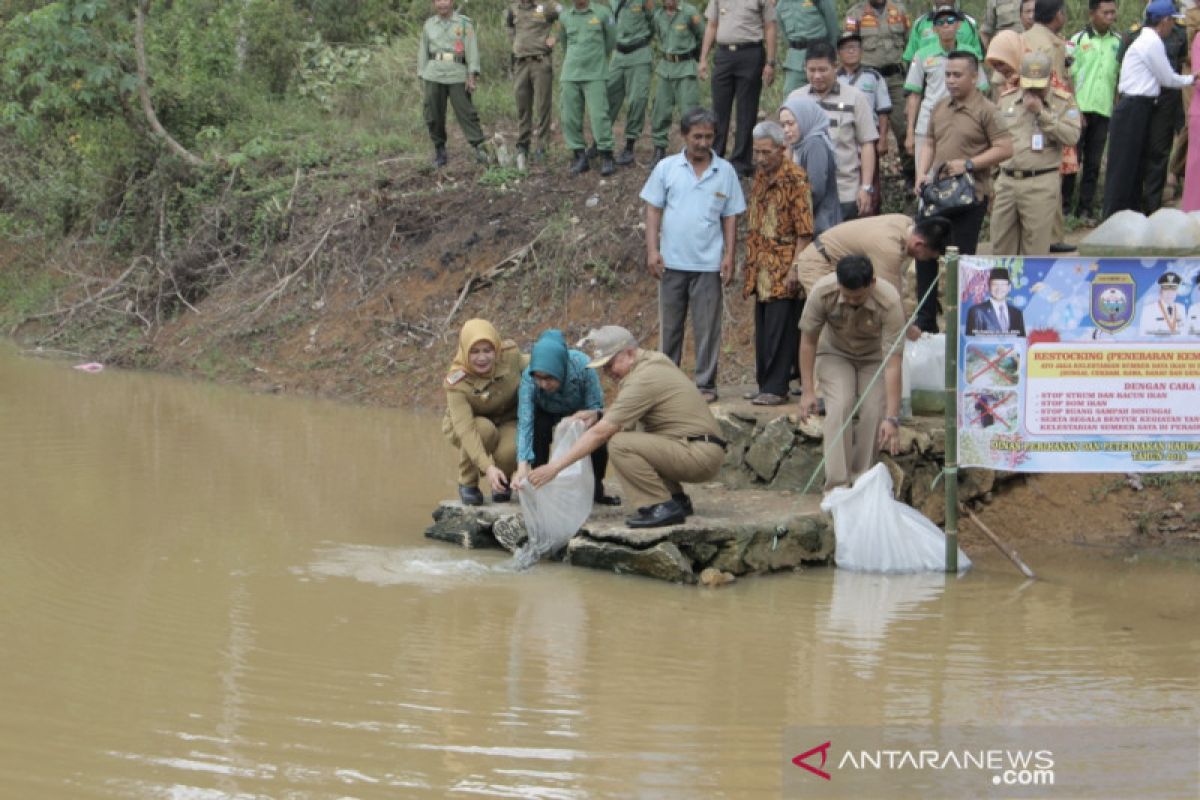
[965,510,1037,579]
[944,247,960,572]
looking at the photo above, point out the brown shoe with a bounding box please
[751,392,787,406]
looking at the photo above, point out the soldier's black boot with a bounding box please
[433,146,448,168]
[615,139,636,166]
[584,143,598,159]
[651,146,665,168]
[599,151,616,176]
[569,149,590,175]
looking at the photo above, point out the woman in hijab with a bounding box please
[442,319,527,506]
[778,95,842,235]
[984,30,1023,103]
[513,329,619,505]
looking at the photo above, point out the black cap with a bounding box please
[1157,271,1183,288]
[931,4,963,21]
[988,267,1011,282]
[837,31,863,48]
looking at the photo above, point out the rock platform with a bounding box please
[426,387,1009,583]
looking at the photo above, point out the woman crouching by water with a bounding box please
[442,319,528,505]
[513,329,620,505]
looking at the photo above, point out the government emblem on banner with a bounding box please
[1090,272,1135,333]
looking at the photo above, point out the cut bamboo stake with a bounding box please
[965,509,1036,579]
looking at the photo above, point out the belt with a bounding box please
[812,237,829,261]
[787,37,810,50]
[717,41,762,51]
[876,63,903,77]
[1001,166,1058,179]
[616,37,650,54]
[663,52,695,62]
[429,52,465,63]
[687,434,728,450]
[514,53,548,63]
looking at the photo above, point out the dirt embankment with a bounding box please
[8,155,1200,557]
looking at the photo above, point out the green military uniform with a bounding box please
[844,0,911,167]
[991,85,1081,256]
[507,0,562,154]
[980,0,1023,41]
[901,8,983,62]
[603,349,724,508]
[442,344,529,489]
[607,0,656,151]
[650,1,705,149]
[558,1,618,153]
[419,12,486,154]
[799,273,905,492]
[777,0,840,94]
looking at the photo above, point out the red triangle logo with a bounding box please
[792,740,832,780]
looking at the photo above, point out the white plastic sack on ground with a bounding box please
[1147,208,1200,253]
[903,333,944,392]
[821,463,971,573]
[514,419,593,567]
[1079,210,1151,256]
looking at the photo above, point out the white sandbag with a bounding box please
[1146,208,1200,254]
[821,463,971,573]
[514,419,593,566]
[1079,210,1151,256]
[903,333,944,392]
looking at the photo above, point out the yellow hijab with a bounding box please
[986,31,1024,90]
[450,318,503,377]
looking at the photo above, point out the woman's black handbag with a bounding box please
[918,162,977,218]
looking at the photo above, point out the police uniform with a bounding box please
[506,0,562,156]
[776,0,840,93]
[419,11,486,162]
[843,0,910,164]
[442,344,529,489]
[981,0,1024,42]
[607,0,656,160]
[789,81,879,219]
[991,56,1081,256]
[1138,272,1187,336]
[799,273,906,491]
[558,2,618,158]
[704,0,778,175]
[650,2,705,153]
[602,349,725,509]
[839,53,892,213]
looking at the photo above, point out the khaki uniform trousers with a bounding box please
[514,55,554,152]
[991,170,1060,257]
[444,417,518,487]
[817,352,885,492]
[608,432,724,508]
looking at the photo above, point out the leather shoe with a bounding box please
[458,484,483,506]
[492,489,512,503]
[636,494,692,516]
[594,494,622,506]
[651,146,666,168]
[1049,241,1076,253]
[615,142,635,166]
[625,499,687,528]
[599,152,616,176]
[569,149,590,175]
[433,147,448,168]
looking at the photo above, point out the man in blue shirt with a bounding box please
[640,107,747,402]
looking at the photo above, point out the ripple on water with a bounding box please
[297,544,508,589]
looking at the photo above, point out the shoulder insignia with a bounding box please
[446,369,468,385]
[1052,87,1071,99]
[1000,86,1020,96]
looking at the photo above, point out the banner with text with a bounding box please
[956,256,1200,472]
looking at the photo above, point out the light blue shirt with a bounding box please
[639,150,746,272]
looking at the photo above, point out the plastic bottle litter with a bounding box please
[73,363,104,373]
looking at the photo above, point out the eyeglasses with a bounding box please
[934,17,958,25]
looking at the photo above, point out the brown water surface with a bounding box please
[0,343,1197,798]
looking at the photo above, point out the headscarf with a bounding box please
[528,329,569,383]
[451,318,502,376]
[985,30,1024,89]
[780,94,833,156]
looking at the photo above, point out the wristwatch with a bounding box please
[964,158,975,173]
[860,184,874,193]
[884,416,901,427]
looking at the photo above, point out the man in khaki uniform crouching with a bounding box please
[798,255,903,492]
[525,325,726,528]
[990,51,1081,256]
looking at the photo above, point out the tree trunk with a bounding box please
[133,0,207,169]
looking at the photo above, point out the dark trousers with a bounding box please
[840,200,860,222]
[711,44,764,173]
[1142,89,1184,213]
[423,79,485,150]
[532,406,609,501]
[913,201,987,333]
[660,268,723,391]
[1061,111,1109,217]
[1102,95,1156,219]
[754,297,802,396]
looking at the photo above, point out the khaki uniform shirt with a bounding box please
[507,0,562,58]
[419,13,482,83]
[1023,23,1070,90]
[981,0,1023,38]
[794,213,912,295]
[927,89,1011,200]
[605,350,722,437]
[442,345,529,472]
[997,87,1081,171]
[790,82,879,202]
[704,0,776,44]
[843,0,910,71]
[800,273,906,360]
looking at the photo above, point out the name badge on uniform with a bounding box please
[1031,132,1044,151]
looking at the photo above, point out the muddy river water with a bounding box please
[1,343,1197,798]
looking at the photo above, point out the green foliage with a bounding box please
[241,0,308,94]
[295,35,382,110]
